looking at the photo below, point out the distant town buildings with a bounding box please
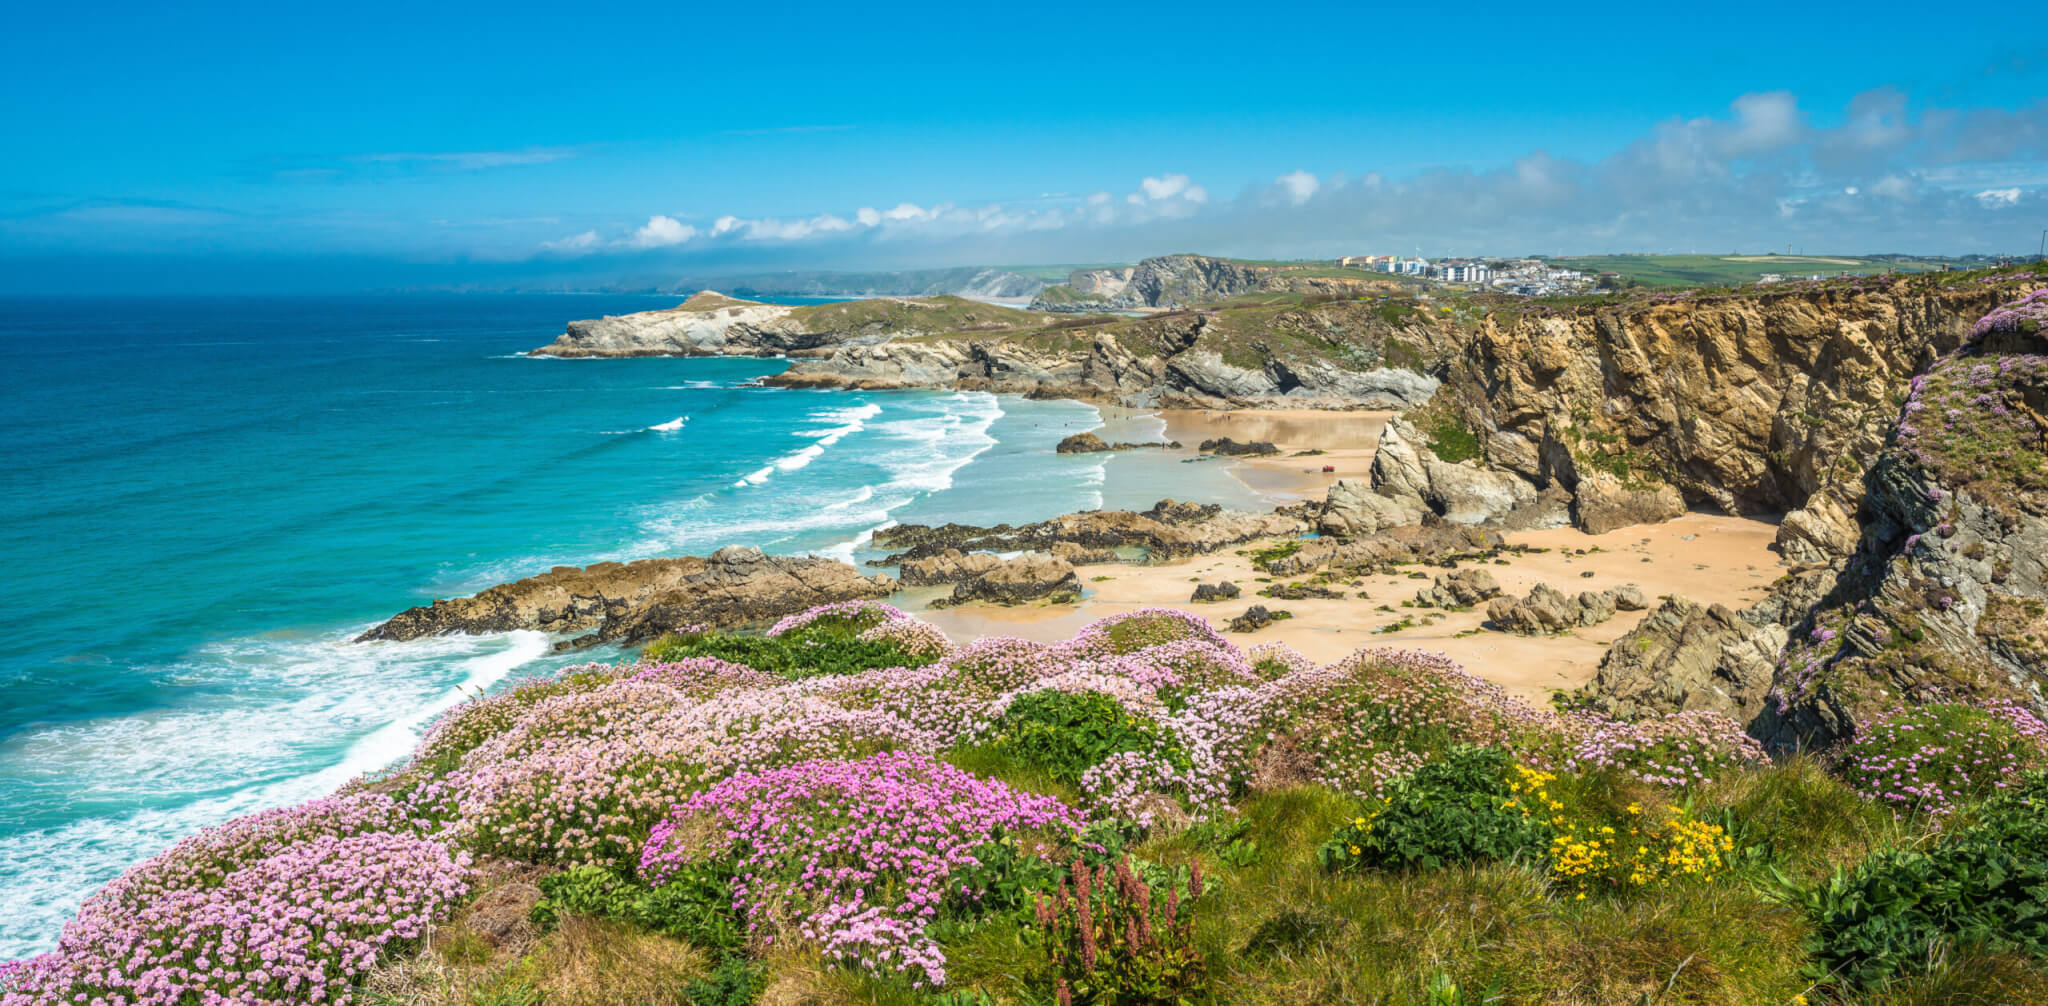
[1336,254,1593,295]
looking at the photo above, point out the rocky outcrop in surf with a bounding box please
[359,546,895,646]
[873,499,1307,564]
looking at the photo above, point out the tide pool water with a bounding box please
[0,294,1263,957]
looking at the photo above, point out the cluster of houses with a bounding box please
[1335,255,1596,295]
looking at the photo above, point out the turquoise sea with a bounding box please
[0,294,1266,957]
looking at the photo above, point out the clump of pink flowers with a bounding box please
[0,794,470,1006]
[640,751,1083,988]
[1545,709,1767,788]
[766,599,909,637]
[1834,700,2048,815]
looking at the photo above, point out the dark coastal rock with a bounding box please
[934,554,1080,607]
[1051,541,1118,565]
[1572,473,1688,536]
[358,545,895,645]
[1228,605,1290,633]
[1144,499,1223,525]
[1191,581,1240,603]
[898,548,1001,586]
[1575,597,1787,722]
[1056,432,1177,454]
[1260,523,1504,578]
[1198,437,1280,456]
[1261,582,1347,600]
[1412,568,1502,609]
[874,500,1307,562]
[1485,583,1647,636]
[1057,433,1111,454]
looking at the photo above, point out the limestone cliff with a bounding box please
[1433,275,2045,561]
[531,292,1054,359]
[1543,276,2048,746]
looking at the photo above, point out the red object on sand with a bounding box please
[1322,465,1336,473]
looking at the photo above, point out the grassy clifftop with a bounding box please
[15,602,2047,1005]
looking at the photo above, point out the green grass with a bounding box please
[786,295,1047,335]
[1552,253,1948,290]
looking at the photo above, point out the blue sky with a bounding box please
[2,0,2044,291]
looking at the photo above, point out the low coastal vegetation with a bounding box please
[8,600,2046,1006]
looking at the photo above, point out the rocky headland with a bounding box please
[528,291,1059,359]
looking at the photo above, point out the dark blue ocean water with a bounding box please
[0,294,1186,956]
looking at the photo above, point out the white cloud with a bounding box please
[1133,173,1207,204]
[541,229,600,253]
[527,94,2048,262]
[625,215,695,248]
[1722,91,1805,155]
[1277,170,1320,205]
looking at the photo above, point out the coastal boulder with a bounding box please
[1056,432,1111,454]
[1572,472,1687,535]
[1485,583,1647,635]
[1198,437,1280,456]
[898,548,1002,586]
[1191,581,1241,603]
[1228,605,1289,633]
[1413,568,1502,609]
[1572,597,1786,721]
[1319,477,1427,537]
[939,554,1080,606]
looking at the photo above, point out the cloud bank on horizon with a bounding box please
[2,86,2043,291]
[525,89,2042,272]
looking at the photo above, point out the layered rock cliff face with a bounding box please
[531,293,1051,359]
[1553,278,2048,747]
[765,300,1446,408]
[1436,277,2041,561]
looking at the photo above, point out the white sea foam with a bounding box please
[648,416,689,432]
[734,401,881,487]
[0,628,553,959]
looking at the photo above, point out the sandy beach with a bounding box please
[919,407,1786,704]
[1155,407,1394,502]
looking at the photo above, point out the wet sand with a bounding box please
[1155,408,1394,502]
[915,407,1787,704]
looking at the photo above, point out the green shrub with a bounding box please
[978,690,1190,787]
[533,863,744,953]
[1032,856,1207,1005]
[680,955,765,1006]
[1320,747,1548,873]
[1797,772,2048,989]
[641,629,932,680]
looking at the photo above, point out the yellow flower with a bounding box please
[1349,845,1361,856]
[1353,817,1367,827]
[1626,802,1642,815]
